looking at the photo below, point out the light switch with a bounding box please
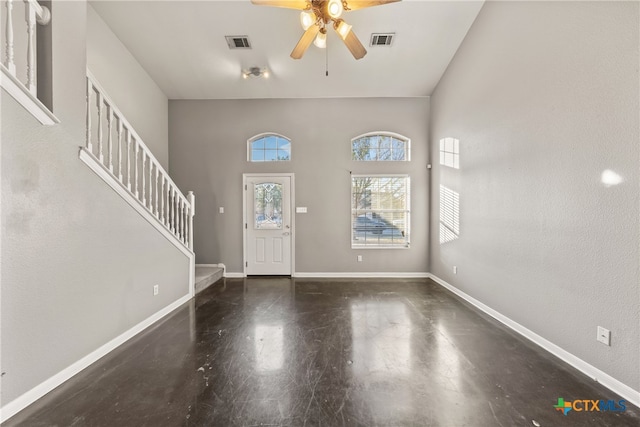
[219,207,224,214]
[296,207,308,213]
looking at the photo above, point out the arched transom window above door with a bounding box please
[248,133,291,162]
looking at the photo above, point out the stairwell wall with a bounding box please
[1,0,189,411]
[86,4,169,170]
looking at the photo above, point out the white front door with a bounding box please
[245,175,292,275]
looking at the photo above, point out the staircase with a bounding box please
[195,266,224,294]
[81,70,196,292]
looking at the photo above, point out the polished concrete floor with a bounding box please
[4,278,639,426]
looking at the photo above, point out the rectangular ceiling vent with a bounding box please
[370,33,395,47]
[225,36,251,49]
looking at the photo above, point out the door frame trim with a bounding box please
[243,173,295,277]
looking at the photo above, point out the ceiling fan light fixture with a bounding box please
[335,19,352,40]
[327,0,343,19]
[314,31,327,48]
[300,10,315,30]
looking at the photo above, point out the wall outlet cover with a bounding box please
[597,326,610,346]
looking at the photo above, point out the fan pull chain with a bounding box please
[326,42,329,77]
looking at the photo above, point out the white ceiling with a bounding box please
[90,0,484,100]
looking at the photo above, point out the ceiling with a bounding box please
[90,0,484,100]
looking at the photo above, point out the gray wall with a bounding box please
[86,4,169,170]
[169,98,429,273]
[1,1,189,405]
[429,1,639,392]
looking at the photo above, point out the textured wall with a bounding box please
[169,98,429,273]
[1,1,189,406]
[429,1,639,392]
[86,5,169,169]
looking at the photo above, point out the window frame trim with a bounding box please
[247,132,292,162]
[350,131,411,162]
[350,173,411,249]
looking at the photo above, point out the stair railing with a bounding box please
[83,71,195,251]
[1,0,57,124]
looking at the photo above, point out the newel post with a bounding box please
[187,191,195,251]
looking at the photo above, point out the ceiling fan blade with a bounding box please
[291,25,320,59]
[345,0,401,11]
[336,27,367,60]
[251,0,309,10]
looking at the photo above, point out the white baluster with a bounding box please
[97,93,104,161]
[174,196,179,237]
[154,168,159,216]
[107,105,113,172]
[167,186,171,230]
[187,191,195,251]
[25,0,36,95]
[166,185,170,229]
[160,177,165,224]
[180,199,185,242]
[169,185,173,229]
[117,118,123,181]
[149,159,153,212]
[5,0,16,74]
[181,204,185,244]
[182,199,187,242]
[173,189,178,235]
[171,186,178,235]
[126,130,132,190]
[180,198,184,241]
[141,152,146,205]
[86,78,92,151]
[171,187,175,231]
[134,140,139,198]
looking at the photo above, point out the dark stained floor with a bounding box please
[4,278,639,426]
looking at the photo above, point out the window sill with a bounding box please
[352,245,410,250]
[1,64,59,125]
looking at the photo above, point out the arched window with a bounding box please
[248,133,291,162]
[351,132,410,161]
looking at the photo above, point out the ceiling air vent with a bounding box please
[225,36,251,49]
[370,33,395,47]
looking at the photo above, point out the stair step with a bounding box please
[195,266,224,294]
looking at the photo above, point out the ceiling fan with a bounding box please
[251,0,400,60]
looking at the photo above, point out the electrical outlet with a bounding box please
[153,285,159,296]
[597,326,610,346]
[453,266,457,274]
[357,255,363,262]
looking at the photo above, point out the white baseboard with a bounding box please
[294,272,430,279]
[224,272,246,278]
[428,273,640,408]
[0,294,192,423]
[221,272,430,279]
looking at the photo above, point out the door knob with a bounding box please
[283,232,291,236]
